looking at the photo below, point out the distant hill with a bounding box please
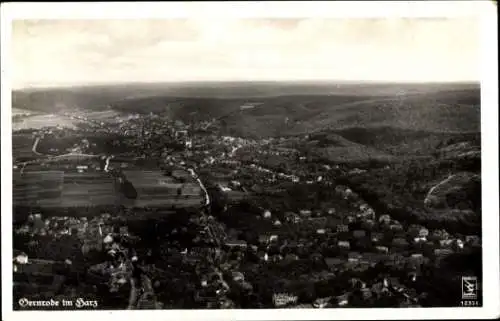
[12,82,480,142]
[330,127,480,156]
[223,89,479,138]
[296,89,480,133]
[12,81,478,110]
[300,131,395,163]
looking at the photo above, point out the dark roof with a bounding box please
[325,257,345,267]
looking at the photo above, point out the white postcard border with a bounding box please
[1,1,498,320]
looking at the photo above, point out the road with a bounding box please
[104,156,114,172]
[31,136,42,156]
[187,168,210,207]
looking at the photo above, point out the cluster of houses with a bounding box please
[193,180,482,308]
[13,113,483,309]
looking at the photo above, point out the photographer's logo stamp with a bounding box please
[460,276,480,306]
[461,276,478,300]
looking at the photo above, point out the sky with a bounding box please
[11,18,480,88]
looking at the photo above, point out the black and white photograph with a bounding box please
[1,2,498,320]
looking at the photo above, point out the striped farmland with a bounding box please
[13,168,203,210]
[13,170,119,208]
[121,170,202,208]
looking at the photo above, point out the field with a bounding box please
[12,133,36,161]
[13,170,119,209]
[13,166,204,212]
[120,170,203,208]
[12,108,36,116]
[12,114,78,131]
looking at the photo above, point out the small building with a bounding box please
[313,297,332,308]
[389,224,404,232]
[422,241,436,253]
[76,165,88,173]
[409,253,425,266]
[353,230,366,239]
[379,214,391,224]
[345,216,355,224]
[431,229,450,241]
[272,293,298,308]
[299,209,312,217]
[335,294,349,306]
[418,228,429,238]
[359,204,370,212]
[310,253,323,261]
[465,235,481,247]
[285,212,301,224]
[103,234,114,244]
[392,238,409,249]
[439,239,454,248]
[371,232,385,243]
[371,282,390,297]
[362,253,389,264]
[229,180,241,189]
[14,251,29,265]
[284,254,299,262]
[324,257,344,268]
[413,236,427,244]
[119,226,129,236]
[349,277,367,289]
[334,185,346,194]
[344,188,353,199]
[375,246,389,254]
[232,271,245,282]
[386,277,402,289]
[258,234,278,244]
[408,271,418,282]
[225,240,248,249]
[348,252,362,262]
[338,240,350,250]
[408,224,424,237]
[434,248,454,258]
[336,224,349,233]
[258,235,269,244]
[361,220,375,230]
[455,239,465,250]
[361,288,373,300]
[256,251,268,262]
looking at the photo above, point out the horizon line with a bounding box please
[12,79,481,91]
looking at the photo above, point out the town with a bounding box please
[12,106,482,309]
